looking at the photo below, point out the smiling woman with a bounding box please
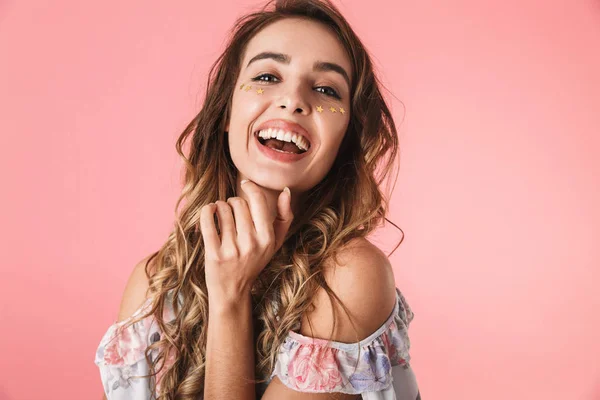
[226,17,354,196]
[94,0,419,399]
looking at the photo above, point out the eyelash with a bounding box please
[251,73,342,100]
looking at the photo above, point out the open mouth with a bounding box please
[254,129,310,155]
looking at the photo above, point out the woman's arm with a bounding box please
[204,290,256,400]
[200,181,293,400]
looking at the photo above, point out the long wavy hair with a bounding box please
[121,0,405,398]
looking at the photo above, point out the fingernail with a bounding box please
[283,186,290,196]
[241,179,249,185]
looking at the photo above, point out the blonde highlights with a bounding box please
[120,0,404,398]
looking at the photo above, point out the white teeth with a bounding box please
[257,129,309,151]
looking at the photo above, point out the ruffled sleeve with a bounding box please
[270,288,419,399]
[94,292,179,399]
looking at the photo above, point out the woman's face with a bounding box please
[226,17,353,196]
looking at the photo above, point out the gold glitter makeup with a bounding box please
[315,105,346,115]
[240,84,265,94]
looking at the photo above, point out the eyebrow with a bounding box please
[246,51,351,90]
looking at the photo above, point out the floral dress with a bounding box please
[95,288,420,399]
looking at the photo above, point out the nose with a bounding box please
[277,85,310,115]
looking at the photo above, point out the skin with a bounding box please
[101,17,400,400]
[225,16,353,220]
[203,17,359,400]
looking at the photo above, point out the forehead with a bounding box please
[242,18,352,78]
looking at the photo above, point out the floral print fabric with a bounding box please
[270,288,417,396]
[94,292,180,399]
[95,288,418,399]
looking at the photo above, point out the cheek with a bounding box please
[315,104,349,144]
[235,83,270,116]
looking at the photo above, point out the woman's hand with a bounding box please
[200,180,294,305]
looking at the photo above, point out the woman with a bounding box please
[94,0,420,399]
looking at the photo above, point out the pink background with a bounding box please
[1,0,598,399]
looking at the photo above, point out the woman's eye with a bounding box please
[315,86,341,99]
[251,74,341,99]
[252,73,279,83]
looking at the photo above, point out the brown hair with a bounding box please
[122,0,404,398]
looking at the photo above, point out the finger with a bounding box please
[239,180,272,239]
[226,197,254,240]
[273,187,294,250]
[200,203,220,252]
[214,200,237,249]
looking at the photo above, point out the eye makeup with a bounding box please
[239,83,347,115]
[250,73,343,100]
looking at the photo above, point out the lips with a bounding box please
[253,129,312,163]
[253,119,313,148]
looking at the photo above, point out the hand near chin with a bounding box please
[200,180,294,306]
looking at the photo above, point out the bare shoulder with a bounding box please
[300,237,398,343]
[262,238,396,400]
[116,254,157,322]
